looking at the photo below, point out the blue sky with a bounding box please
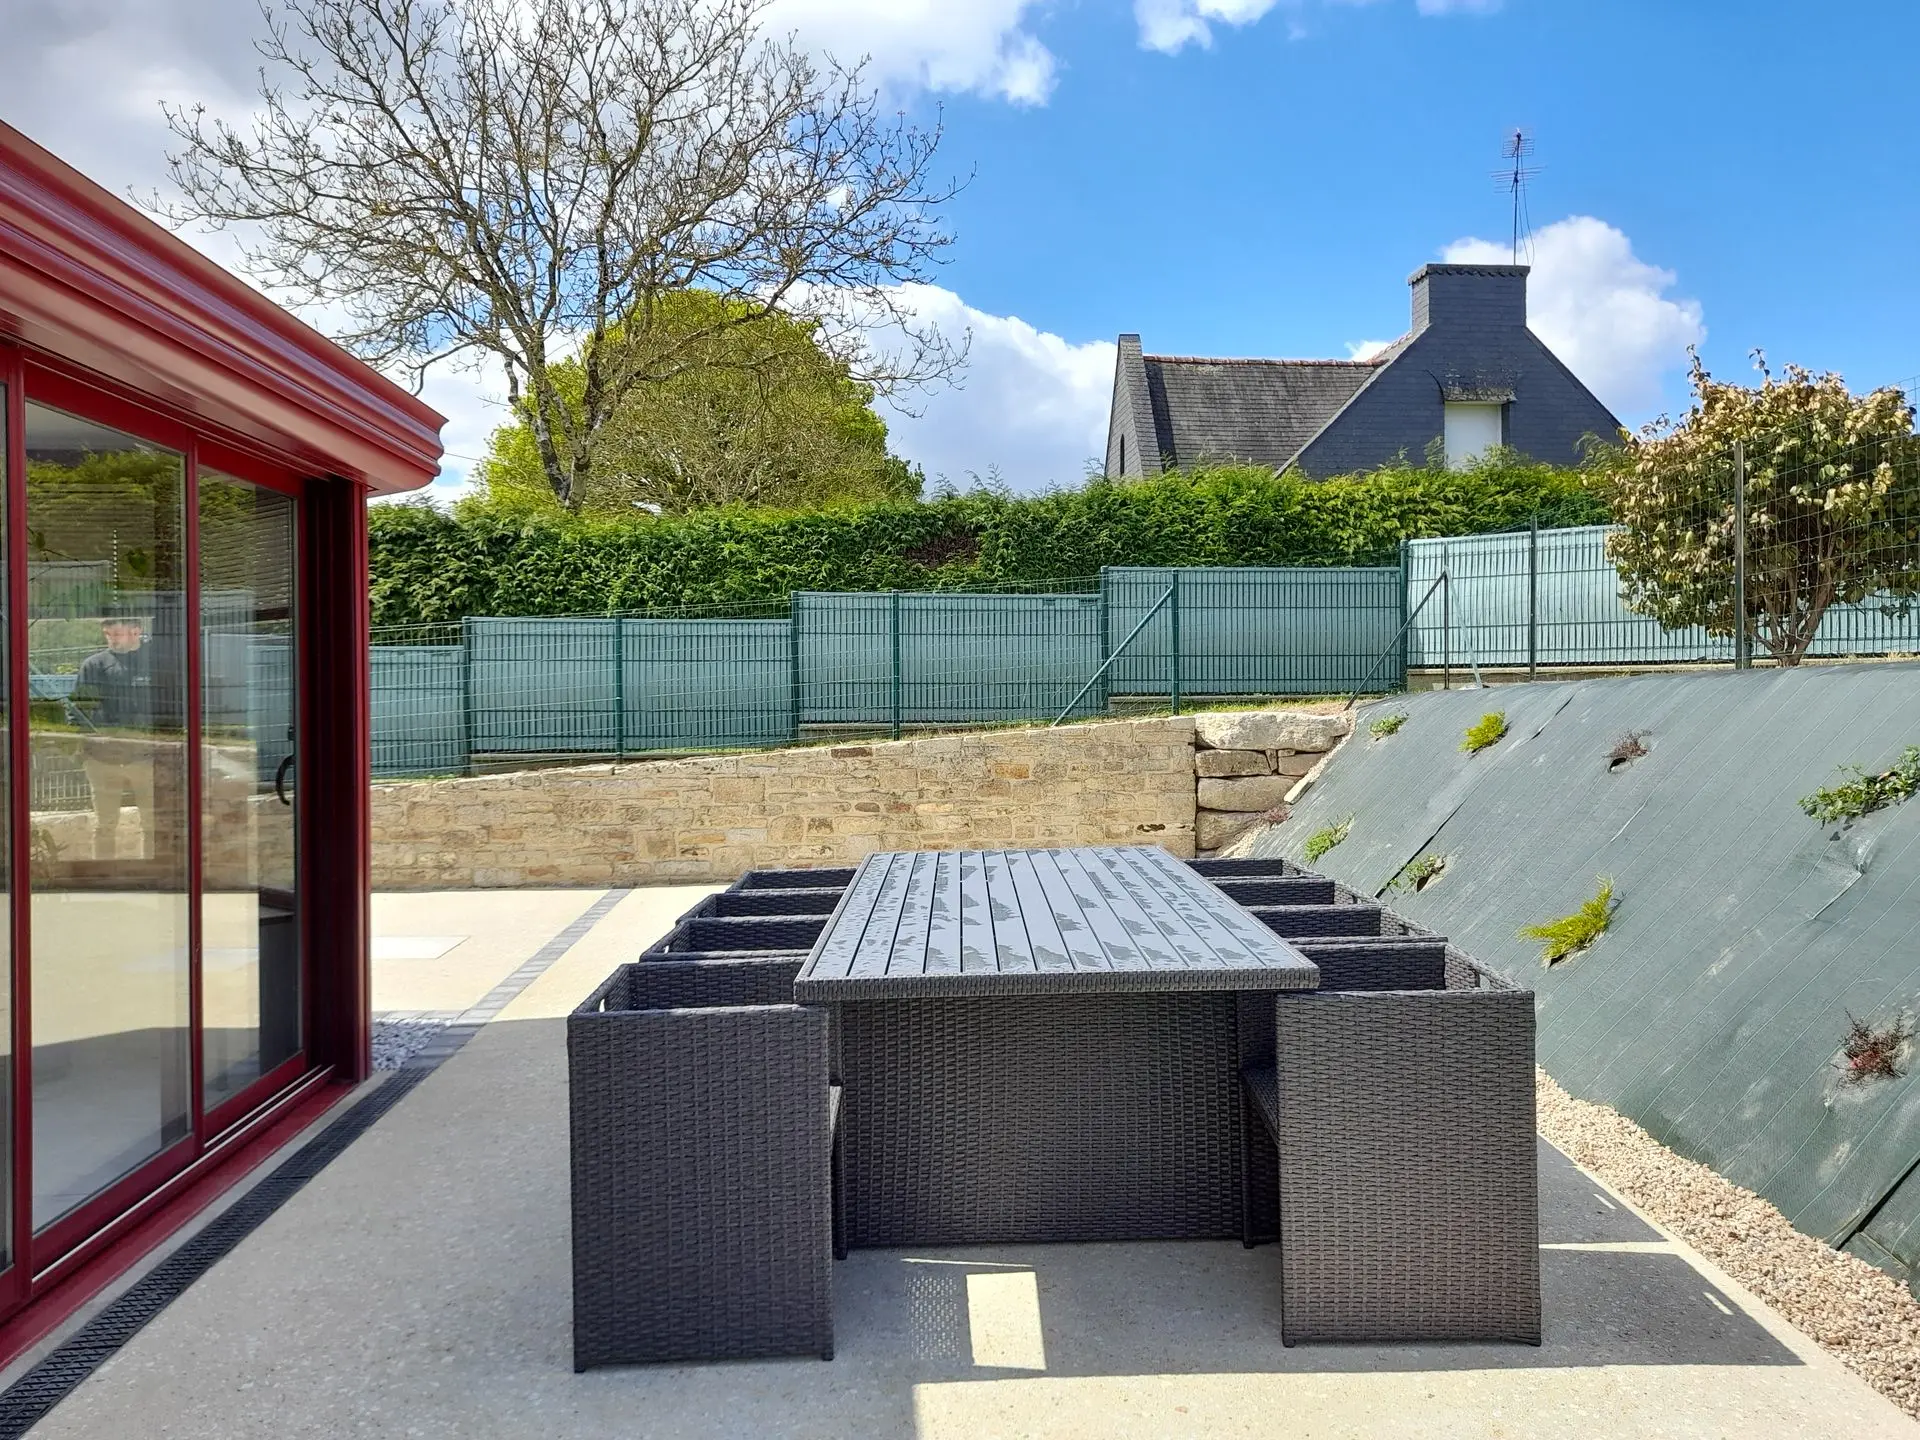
[6,0,1918,494]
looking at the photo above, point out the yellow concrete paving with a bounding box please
[369,888,609,1012]
[24,891,1920,1440]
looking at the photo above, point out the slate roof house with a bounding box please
[1105,263,1621,479]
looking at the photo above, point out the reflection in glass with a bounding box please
[200,472,298,1107]
[26,403,190,1230]
[0,387,12,1269]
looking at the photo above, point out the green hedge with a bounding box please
[368,462,1609,628]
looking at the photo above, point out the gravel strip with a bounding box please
[372,1014,454,1071]
[1537,1067,1920,1418]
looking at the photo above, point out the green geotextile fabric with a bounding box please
[1248,663,1920,1280]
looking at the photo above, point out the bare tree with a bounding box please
[158,0,962,509]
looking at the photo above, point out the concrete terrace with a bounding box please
[6,886,1916,1440]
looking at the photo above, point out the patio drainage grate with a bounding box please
[0,886,634,1439]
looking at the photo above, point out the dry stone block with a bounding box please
[1272,752,1319,778]
[1195,775,1294,812]
[1194,748,1272,778]
[1195,809,1260,851]
[1193,710,1350,753]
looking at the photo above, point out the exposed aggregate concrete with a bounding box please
[1538,1067,1920,1419]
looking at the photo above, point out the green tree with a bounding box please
[158,0,960,511]
[1599,354,1920,665]
[480,291,921,514]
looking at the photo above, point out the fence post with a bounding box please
[1527,513,1539,683]
[612,617,625,760]
[1733,439,1751,670]
[889,589,902,741]
[1168,573,1182,716]
[460,616,475,776]
[1440,549,1452,692]
[788,601,803,743]
[1398,540,1411,690]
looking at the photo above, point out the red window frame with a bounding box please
[1,353,323,1302]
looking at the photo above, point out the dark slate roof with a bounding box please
[1141,353,1387,470]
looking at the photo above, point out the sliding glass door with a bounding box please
[199,471,299,1111]
[13,392,304,1249]
[23,403,192,1232]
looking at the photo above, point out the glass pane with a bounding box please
[25,403,190,1231]
[0,386,12,1269]
[200,472,298,1107]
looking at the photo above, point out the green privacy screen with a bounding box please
[1250,663,1920,1291]
[1405,525,1920,669]
[464,616,794,753]
[371,646,466,776]
[793,591,1106,725]
[1101,566,1404,697]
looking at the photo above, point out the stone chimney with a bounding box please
[1409,263,1528,333]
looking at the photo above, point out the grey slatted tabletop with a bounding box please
[793,845,1319,1002]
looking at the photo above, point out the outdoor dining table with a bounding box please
[794,844,1320,1249]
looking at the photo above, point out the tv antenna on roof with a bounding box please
[1493,129,1540,264]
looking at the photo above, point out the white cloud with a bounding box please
[763,0,1056,105]
[1137,0,1497,54]
[854,285,1114,494]
[3,0,1065,506]
[1345,339,1394,361]
[1442,217,1705,421]
[1136,0,1284,53]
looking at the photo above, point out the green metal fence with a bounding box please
[372,645,467,776]
[368,567,1405,778]
[1103,567,1406,698]
[1405,524,1920,673]
[793,590,1107,732]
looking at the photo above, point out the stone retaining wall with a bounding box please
[1188,709,1352,854]
[370,716,1199,888]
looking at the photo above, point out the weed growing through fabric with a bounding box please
[1301,815,1353,864]
[1369,711,1409,739]
[1461,712,1509,754]
[1837,1013,1912,1084]
[1520,879,1616,966]
[1607,731,1650,769]
[1393,852,1448,893]
[1799,746,1920,826]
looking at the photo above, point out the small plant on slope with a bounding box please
[1837,1013,1912,1083]
[1520,879,1616,967]
[1837,1013,1912,1084]
[1462,711,1509,754]
[1301,815,1353,864]
[1799,746,1920,826]
[1607,731,1650,769]
[1369,711,1409,739]
[1393,852,1448,893]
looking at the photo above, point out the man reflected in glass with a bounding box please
[72,611,156,861]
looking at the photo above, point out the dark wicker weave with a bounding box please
[1288,939,1448,991]
[1247,902,1385,939]
[1259,986,1540,1345]
[570,849,1537,1362]
[651,914,829,953]
[731,867,857,891]
[1188,857,1304,878]
[1209,877,1337,907]
[622,957,804,1009]
[635,948,810,965]
[568,967,835,1369]
[836,991,1246,1246]
[702,888,847,918]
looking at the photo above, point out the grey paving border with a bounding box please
[0,888,633,1440]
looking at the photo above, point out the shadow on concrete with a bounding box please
[829,1138,1797,1381]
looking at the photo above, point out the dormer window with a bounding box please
[1444,401,1505,469]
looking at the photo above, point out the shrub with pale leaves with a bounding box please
[1596,353,1920,666]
